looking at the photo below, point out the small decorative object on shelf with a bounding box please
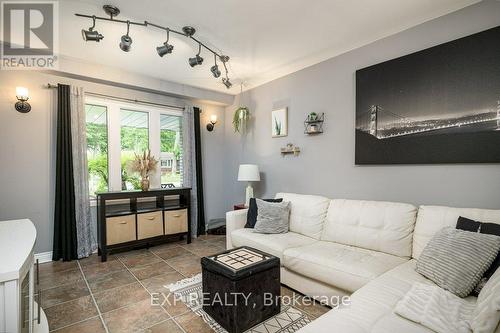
[281,143,300,156]
[304,112,324,135]
[127,150,159,191]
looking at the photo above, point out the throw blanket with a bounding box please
[395,282,476,333]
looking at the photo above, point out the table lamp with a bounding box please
[238,164,260,206]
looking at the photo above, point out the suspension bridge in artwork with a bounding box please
[356,100,500,139]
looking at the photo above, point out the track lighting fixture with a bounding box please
[210,54,221,78]
[76,5,234,88]
[220,55,232,89]
[188,44,204,67]
[211,64,221,78]
[119,20,132,52]
[157,29,174,57]
[222,77,232,89]
[82,16,103,42]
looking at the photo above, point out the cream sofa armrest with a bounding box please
[226,209,248,249]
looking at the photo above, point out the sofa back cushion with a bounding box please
[413,205,500,259]
[275,193,330,240]
[321,199,417,257]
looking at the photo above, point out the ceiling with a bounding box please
[59,0,479,95]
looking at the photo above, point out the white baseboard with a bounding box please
[35,251,52,263]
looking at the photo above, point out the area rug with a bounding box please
[166,274,312,333]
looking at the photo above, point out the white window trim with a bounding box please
[85,96,183,194]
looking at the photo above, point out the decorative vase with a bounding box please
[140,178,150,191]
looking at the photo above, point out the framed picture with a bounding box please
[355,25,500,164]
[272,108,288,137]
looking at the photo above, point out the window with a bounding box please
[84,97,183,197]
[85,104,108,198]
[120,110,149,190]
[160,114,183,187]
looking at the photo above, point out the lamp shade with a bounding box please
[238,164,260,182]
[16,87,29,99]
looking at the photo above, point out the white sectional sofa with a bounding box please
[225,193,500,333]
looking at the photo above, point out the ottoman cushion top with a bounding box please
[201,246,280,280]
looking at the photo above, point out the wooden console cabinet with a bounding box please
[97,188,191,262]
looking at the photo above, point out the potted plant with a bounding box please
[233,106,250,133]
[127,150,158,191]
[308,112,318,122]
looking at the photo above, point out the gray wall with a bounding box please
[200,105,227,227]
[223,1,500,210]
[0,70,228,253]
[2,1,500,255]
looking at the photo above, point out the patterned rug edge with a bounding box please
[165,274,313,333]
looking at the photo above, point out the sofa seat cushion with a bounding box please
[297,260,477,333]
[230,228,316,264]
[283,241,407,293]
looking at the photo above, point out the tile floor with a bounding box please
[40,235,329,333]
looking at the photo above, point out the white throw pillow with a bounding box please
[394,282,475,333]
[471,268,500,333]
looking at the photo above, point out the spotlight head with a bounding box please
[210,64,221,78]
[157,42,174,57]
[222,77,232,89]
[119,34,132,52]
[82,29,104,42]
[188,54,203,67]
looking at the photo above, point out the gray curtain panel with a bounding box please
[70,86,97,258]
[183,105,198,237]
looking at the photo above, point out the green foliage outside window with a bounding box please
[120,126,149,190]
[86,123,108,153]
[161,129,181,160]
[87,122,108,195]
[86,108,184,194]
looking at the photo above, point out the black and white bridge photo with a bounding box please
[355,25,500,164]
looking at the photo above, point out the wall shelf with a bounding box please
[304,113,324,135]
[281,143,301,156]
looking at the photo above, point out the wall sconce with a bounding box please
[15,87,31,113]
[206,114,217,131]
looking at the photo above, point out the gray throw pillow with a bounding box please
[253,199,290,234]
[416,227,500,297]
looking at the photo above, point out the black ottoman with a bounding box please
[201,246,280,333]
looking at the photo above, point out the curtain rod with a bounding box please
[46,83,185,110]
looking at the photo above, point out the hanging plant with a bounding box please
[233,106,250,133]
